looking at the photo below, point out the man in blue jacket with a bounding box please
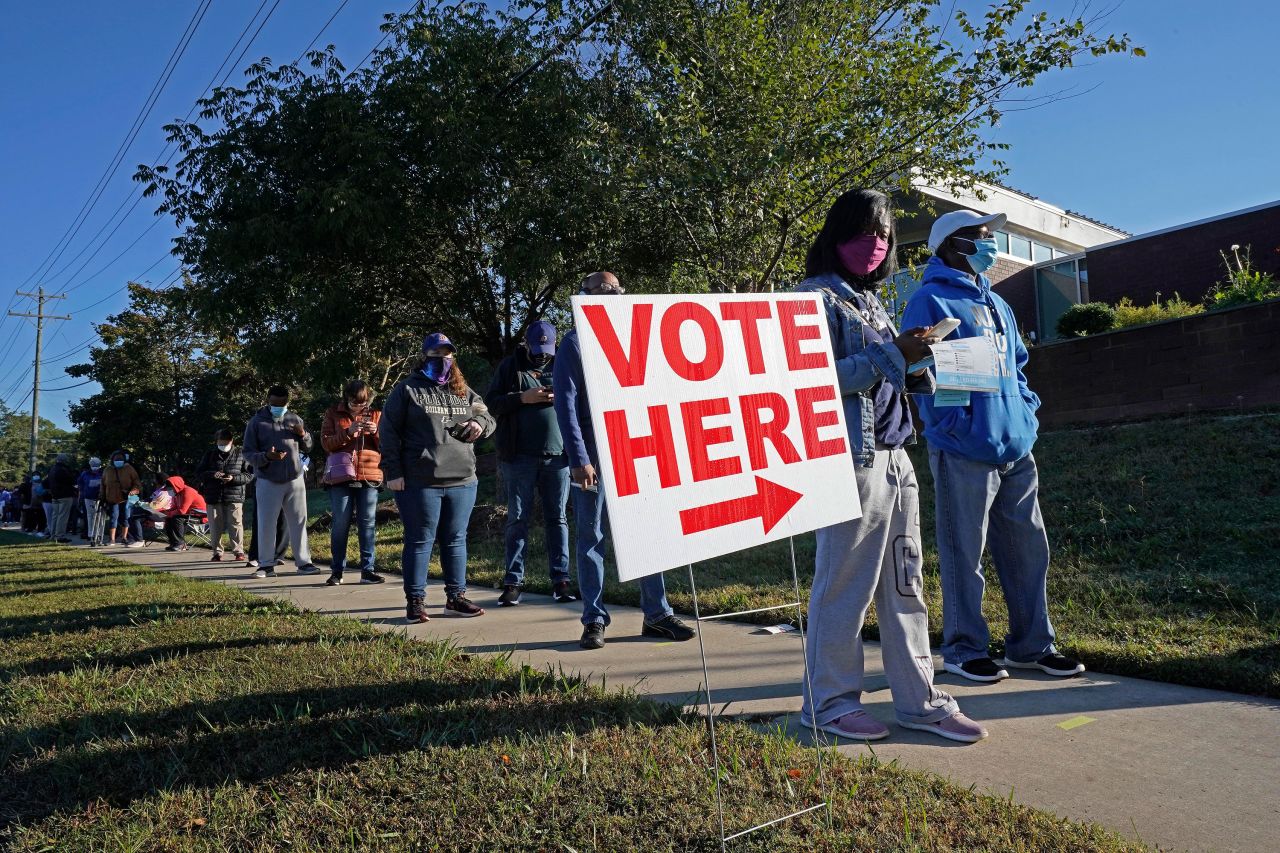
[902,210,1085,683]
[553,271,695,650]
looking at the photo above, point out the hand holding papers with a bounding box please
[928,336,1001,391]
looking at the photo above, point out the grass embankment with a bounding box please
[0,538,1140,851]
[307,412,1280,699]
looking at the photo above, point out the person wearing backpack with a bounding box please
[320,380,386,586]
[196,430,253,562]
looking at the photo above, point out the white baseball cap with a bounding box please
[927,209,1008,252]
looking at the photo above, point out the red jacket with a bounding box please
[163,476,207,517]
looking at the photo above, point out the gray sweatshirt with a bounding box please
[243,406,314,484]
[378,373,496,486]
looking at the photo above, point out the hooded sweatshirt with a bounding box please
[162,476,207,517]
[900,256,1042,465]
[378,372,496,486]
[243,406,313,484]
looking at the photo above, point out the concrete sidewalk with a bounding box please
[104,543,1278,853]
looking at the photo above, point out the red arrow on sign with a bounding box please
[679,476,804,536]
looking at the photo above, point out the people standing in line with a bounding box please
[242,386,322,578]
[100,450,142,546]
[553,272,696,650]
[794,189,986,743]
[902,209,1085,683]
[380,333,496,622]
[196,430,252,562]
[46,454,78,543]
[158,475,207,552]
[484,321,576,607]
[320,380,387,586]
[77,458,105,545]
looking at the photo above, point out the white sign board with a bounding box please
[573,293,861,581]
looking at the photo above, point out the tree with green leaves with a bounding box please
[66,282,261,478]
[0,405,80,484]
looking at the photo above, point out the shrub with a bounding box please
[1114,293,1203,329]
[1207,245,1279,309]
[1056,301,1116,338]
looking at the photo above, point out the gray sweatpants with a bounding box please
[803,449,958,726]
[254,478,312,570]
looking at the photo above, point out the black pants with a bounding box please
[164,516,188,547]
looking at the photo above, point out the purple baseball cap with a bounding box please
[525,321,556,355]
[421,332,456,353]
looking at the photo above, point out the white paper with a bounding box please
[930,336,1001,391]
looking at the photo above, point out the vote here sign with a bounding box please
[573,293,862,582]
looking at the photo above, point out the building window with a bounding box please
[1032,241,1053,263]
[995,230,1009,254]
[1008,233,1032,261]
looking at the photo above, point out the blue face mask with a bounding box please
[113,460,125,469]
[269,405,288,419]
[422,355,454,386]
[958,237,999,275]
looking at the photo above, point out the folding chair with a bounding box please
[183,509,212,549]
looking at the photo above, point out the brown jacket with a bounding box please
[321,404,383,484]
[99,463,142,505]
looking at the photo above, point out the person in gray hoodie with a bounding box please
[242,385,321,578]
[380,332,496,623]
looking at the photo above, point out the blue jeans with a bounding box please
[394,479,478,600]
[929,448,1057,665]
[501,455,570,587]
[328,484,380,575]
[573,478,672,627]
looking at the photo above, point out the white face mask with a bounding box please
[216,443,232,453]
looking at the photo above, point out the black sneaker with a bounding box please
[580,622,606,650]
[498,585,522,606]
[326,574,343,586]
[943,658,1009,683]
[552,581,578,603]
[406,595,429,624]
[641,614,696,641]
[997,653,1086,677]
[359,571,386,585]
[296,564,321,576]
[444,596,485,617]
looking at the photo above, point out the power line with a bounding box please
[19,0,214,290]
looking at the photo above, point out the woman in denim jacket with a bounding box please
[794,188,987,744]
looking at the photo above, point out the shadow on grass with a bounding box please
[1,672,678,827]
[0,601,281,640]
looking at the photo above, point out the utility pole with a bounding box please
[9,287,70,475]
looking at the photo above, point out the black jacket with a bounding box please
[484,347,562,462]
[195,446,253,503]
[47,462,77,500]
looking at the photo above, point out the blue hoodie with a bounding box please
[901,256,1041,465]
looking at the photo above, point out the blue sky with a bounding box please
[1,0,1277,430]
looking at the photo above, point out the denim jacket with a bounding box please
[793,272,935,467]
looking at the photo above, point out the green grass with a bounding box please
[0,537,1142,851]
[306,412,1280,699]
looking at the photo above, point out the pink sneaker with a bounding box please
[900,712,988,744]
[803,710,890,741]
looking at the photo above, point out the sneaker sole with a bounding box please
[798,715,890,742]
[497,599,520,607]
[943,661,1008,683]
[898,719,988,744]
[446,608,485,618]
[327,578,343,586]
[641,626,696,641]
[996,658,1086,677]
[359,578,385,585]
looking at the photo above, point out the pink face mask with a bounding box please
[836,234,889,276]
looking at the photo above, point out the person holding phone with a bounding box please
[242,385,322,578]
[795,188,986,744]
[379,333,496,623]
[320,379,386,586]
[901,209,1085,684]
[484,321,575,607]
[553,272,696,650]
[196,429,253,562]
